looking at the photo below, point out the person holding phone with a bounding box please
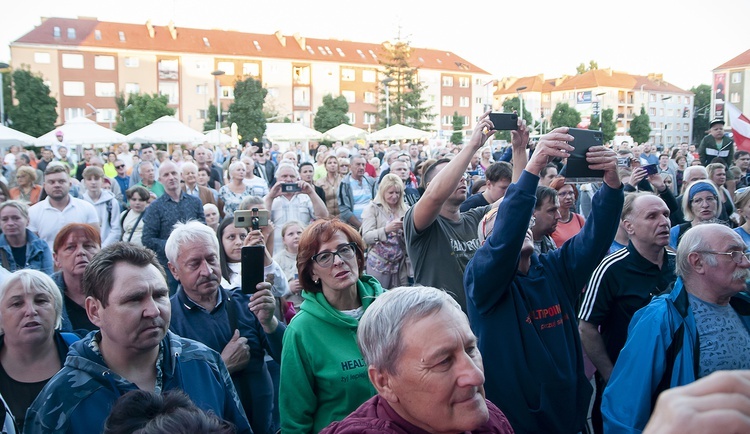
[279,219,384,433]
[166,221,284,434]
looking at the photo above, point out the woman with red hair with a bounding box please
[550,177,586,248]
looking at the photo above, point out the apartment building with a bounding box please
[9,16,491,138]
[712,48,750,122]
[494,69,694,146]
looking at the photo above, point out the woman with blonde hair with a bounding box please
[733,187,750,248]
[360,174,409,288]
[218,161,254,217]
[9,167,42,205]
[669,180,723,249]
[315,154,341,217]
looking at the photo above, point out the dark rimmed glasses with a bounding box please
[311,242,357,267]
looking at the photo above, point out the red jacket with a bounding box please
[320,394,514,434]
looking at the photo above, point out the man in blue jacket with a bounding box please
[464,126,623,434]
[24,242,252,434]
[602,223,750,434]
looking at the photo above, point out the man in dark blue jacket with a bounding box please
[464,127,623,434]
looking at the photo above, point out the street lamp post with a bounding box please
[596,92,606,131]
[382,77,395,128]
[212,70,226,132]
[516,86,527,122]
[87,102,113,129]
[0,62,9,126]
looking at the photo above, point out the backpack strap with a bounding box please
[61,332,81,346]
[127,212,145,243]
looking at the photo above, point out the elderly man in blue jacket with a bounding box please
[464,125,623,434]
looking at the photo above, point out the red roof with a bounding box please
[494,69,690,95]
[13,17,489,74]
[715,49,750,70]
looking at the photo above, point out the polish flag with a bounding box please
[726,103,750,152]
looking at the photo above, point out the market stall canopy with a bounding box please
[322,124,367,142]
[265,123,323,142]
[202,129,233,145]
[126,116,206,144]
[35,117,126,148]
[0,125,36,148]
[367,124,431,141]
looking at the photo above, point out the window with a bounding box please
[684,123,689,131]
[293,66,311,84]
[543,94,551,102]
[197,109,207,119]
[666,123,672,130]
[124,57,139,68]
[341,68,355,81]
[94,55,115,70]
[243,63,259,76]
[442,115,452,125]
[649,108,656,116]
[63,81,85,96]
[196,84,207,94]
[442,76,453,87]
[364,91,376,104]
[364,112,377,125]
[341,90,356,103]
[459,96,470,107]
[53,27,61,38]
[96,109,116,123]
[217,61,234,75]
[34,52,50,64]
[64,107,85,120]
[732,72,742,84]
[675,123,681,131]
[463,116,469,126]
[475,97,483,104]
[649,94,656,102]
[158,82,179,104]
[221,86,234,99]
[442,95,453,106]
[731,92,741,103]
[95,82,116,97]
[125,83,140,94]
[459,77,470,88]
[362,70,376,83]
[158,59,179,80]
[293,87,309,106]
[62,53,84,69]
[202,37,210,47]
[346,113,356,124]
[67,28,76,39]
[118,31,126,42]
[95,30,101,40]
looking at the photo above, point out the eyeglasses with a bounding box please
[115,165,125,169]
[310,242,357,267]
[691,196,717,206]
[697,250,750,264]
[558,191,575,197]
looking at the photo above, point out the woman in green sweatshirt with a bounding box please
[279,219,384,433]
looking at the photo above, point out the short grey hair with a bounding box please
[165,220,220,266]
[139,160,155,175]
[0,269,63,333]
[676,223,727,277]
[181,161,198,173]
[274,162,299,178]
[227,161,246,181]
[357,286,462,375]
[239,195,264,211]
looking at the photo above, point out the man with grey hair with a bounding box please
[166,220,284,434]
[24,242,252,434]
[338,155,375,229]
[181,161,218,208]
[602,223,750,433]
[264,162,328,254]
[321,286,513,434]
[129,144,159,185]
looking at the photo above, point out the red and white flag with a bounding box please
[726,103,750,152]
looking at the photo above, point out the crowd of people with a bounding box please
[0,113,749,434]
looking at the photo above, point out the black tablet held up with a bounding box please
[559,128,604,182]
[241,245,265,294]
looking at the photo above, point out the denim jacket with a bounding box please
[0,229,54,275]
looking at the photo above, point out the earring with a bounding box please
[314,278,319,284]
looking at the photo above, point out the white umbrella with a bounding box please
[265,123,323,142]
[0,124,37,148]
[202,129,232,145]
[322,124,367,142]
[35,116,126,147]
[126,116,206,144]
[367,124,432,141]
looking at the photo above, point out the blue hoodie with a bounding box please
[23,331,252,434]
[464,170,623,434]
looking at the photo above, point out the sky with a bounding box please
[1,0,749,91]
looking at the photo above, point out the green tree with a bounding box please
[588,114,600,131]
[227,76,267,144]
[629,106,651,144]
[550,103,581,129]
[600,108,617,143]
[203,102,218,132]
[313,94,349,132]
[379,40,434,130]
[7,68,57,136]
[1,68,10,125]
[691,84,711,143]
[450,112,464,145]
[115,93,175,135]
[575,60,599,75]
